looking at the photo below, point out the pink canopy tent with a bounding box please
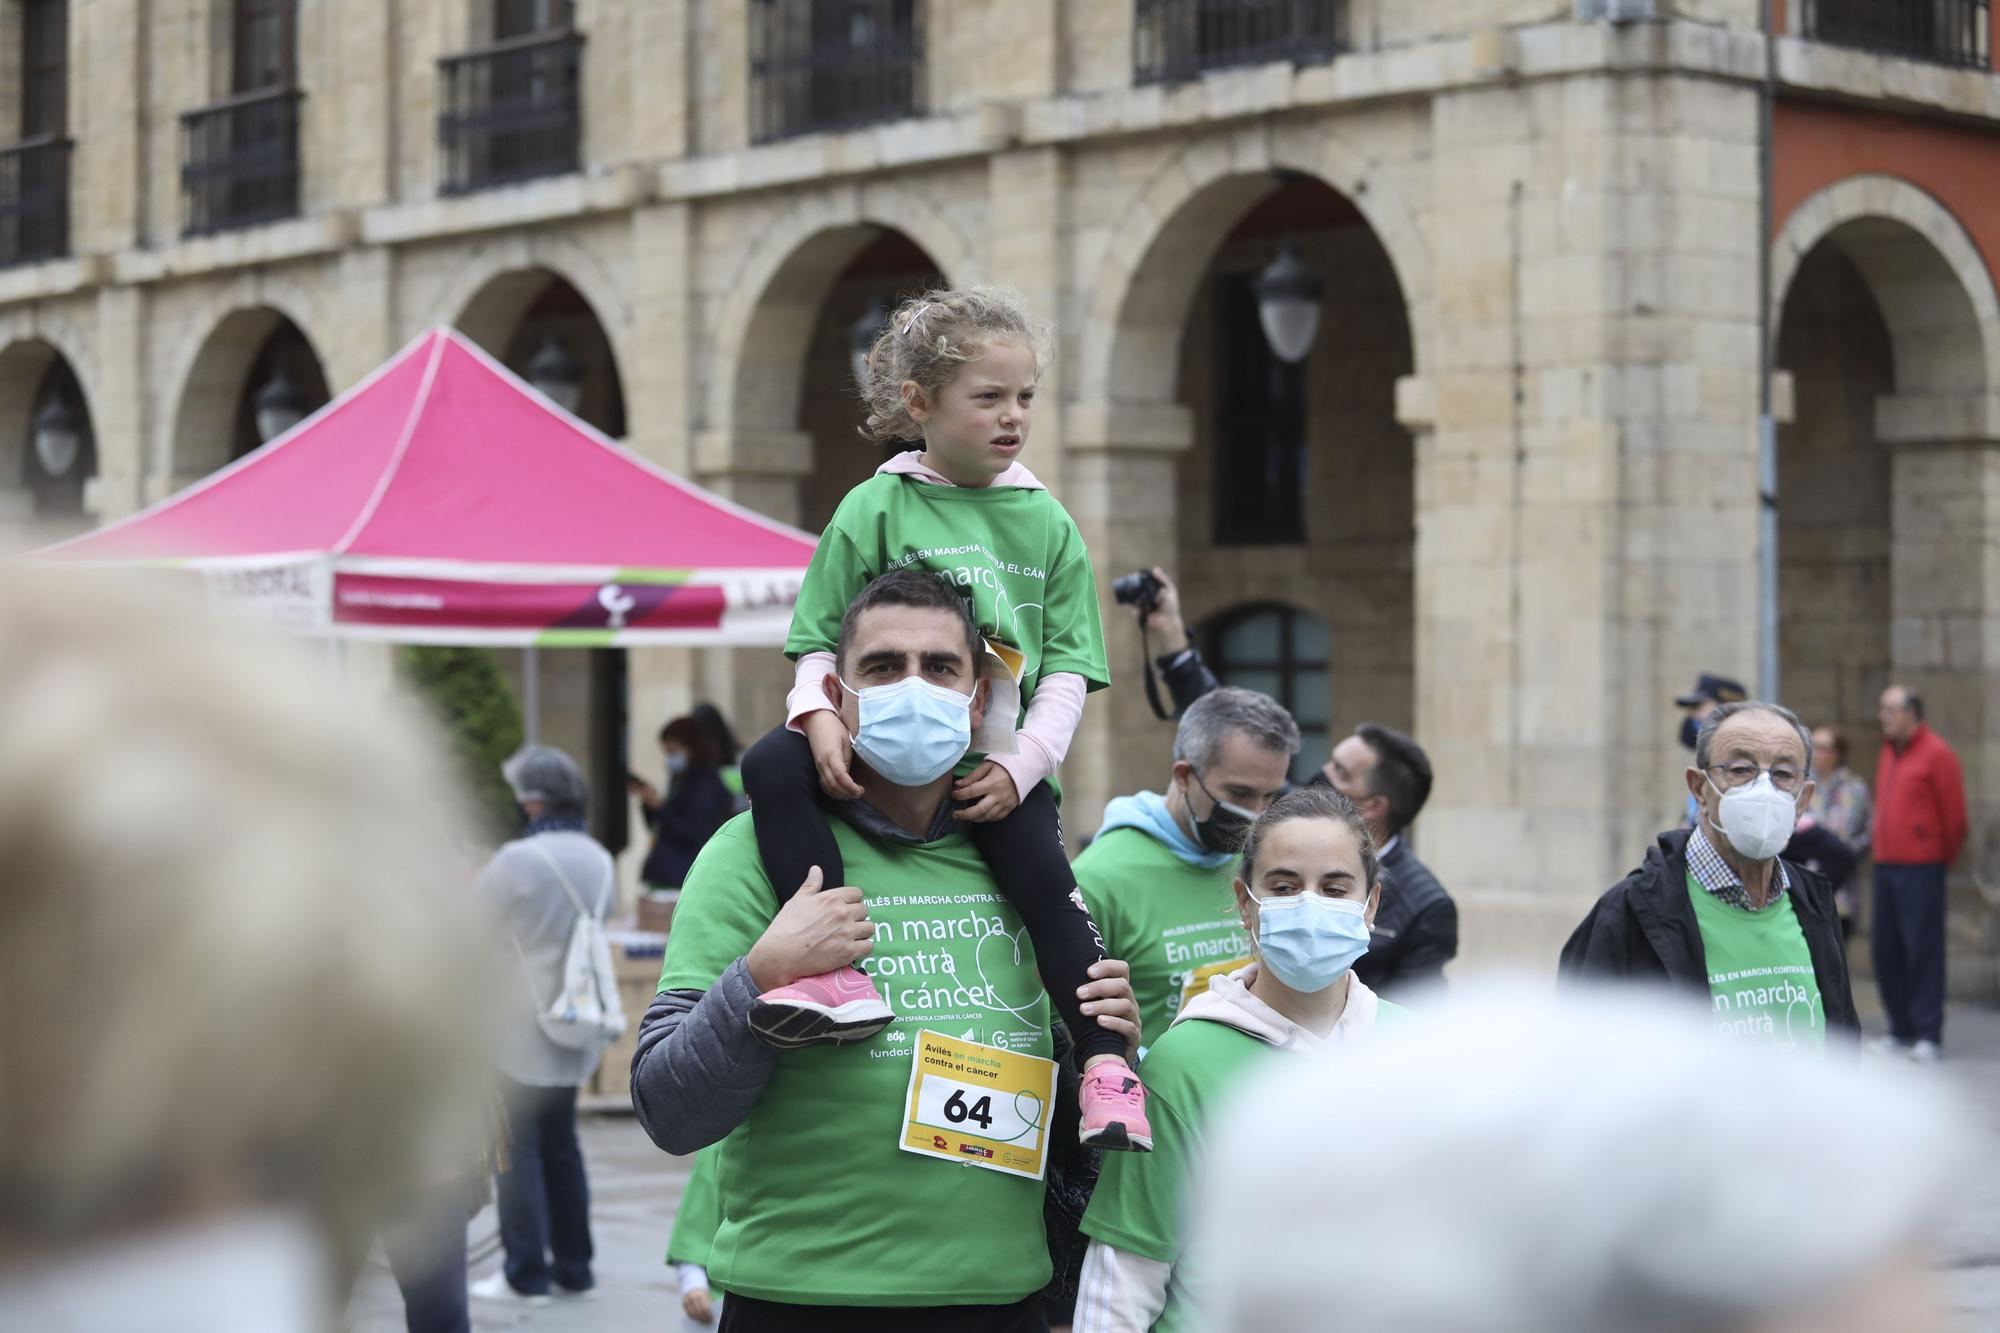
[32,327,817,646]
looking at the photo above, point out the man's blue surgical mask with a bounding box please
[1249,889,1372,993]
[840,674,973,787]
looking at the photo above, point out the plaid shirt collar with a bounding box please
[1687,823,1791,912]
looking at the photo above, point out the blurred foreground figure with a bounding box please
[0,572,488,1332]
[1194,983,1963,1333]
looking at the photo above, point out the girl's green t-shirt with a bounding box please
[786,475,1113,718]
[659,813,1056,1308]
[1074,828,1251,1045]
[1080,1000,1414,1333]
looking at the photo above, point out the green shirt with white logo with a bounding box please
[1075,827,1251,1046]
[785,475,1113,719]
[659,812,1055,1307]
[1685,871,1826,1051]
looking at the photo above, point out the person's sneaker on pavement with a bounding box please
[750,964,894,1046]
[1866,1034,1907,1058]
[1909,1039,1943,1064]
[470,1272,551,1308]
[1078,1060,1153,1152]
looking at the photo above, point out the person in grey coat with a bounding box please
[469,745,615,1306]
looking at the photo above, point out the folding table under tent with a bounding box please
[31,326,819,649]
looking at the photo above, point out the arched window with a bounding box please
[1203,603,1329,783]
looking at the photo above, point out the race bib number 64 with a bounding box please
[899,1030,1058,1181]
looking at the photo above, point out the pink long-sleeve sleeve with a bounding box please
[785,651,839,730]
[988,672,1087,800]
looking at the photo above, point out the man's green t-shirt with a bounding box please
[659,813,1056,1307]
[1075,828,1250,1045]
[1685,872,1826,1052]
[785,476,1113,719]
[1081,1000,1414,1333]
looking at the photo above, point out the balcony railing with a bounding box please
[0,136,71,267]
[181,87,303,236]
[749,0,923,144]
[1801,0,1990,68]
[1135,0,1345,84]
[438,30,585,195]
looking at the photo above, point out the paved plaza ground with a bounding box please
[346,1000,2000,1332]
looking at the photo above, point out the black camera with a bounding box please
[1112,569,1164,615]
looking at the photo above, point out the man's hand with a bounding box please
[1077,957,1143,1064]
[1140,565,1191,656]
[953,760,1020,823]
[802,710,865,800]
[628,777,660,808]
[745,867,873,990]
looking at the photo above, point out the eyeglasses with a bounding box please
[1706,762,1805,793]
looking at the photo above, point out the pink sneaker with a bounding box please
[1078,1062,1153,1152]
[750,965,894,1047]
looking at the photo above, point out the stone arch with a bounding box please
[1772,174,1999,403]
[415,233,634,375]
[452,265,629,438]
[1077,122,1432,409]
[0,306,97,449]
[0,338,97,521]
[702,181,975,436]
[168,307,332,480]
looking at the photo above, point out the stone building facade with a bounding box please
[4,0,1999,987]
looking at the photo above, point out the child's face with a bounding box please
[905,337,1036,485]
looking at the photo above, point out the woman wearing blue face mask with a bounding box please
[1072,785,1414,1333]
[635,717,738,892]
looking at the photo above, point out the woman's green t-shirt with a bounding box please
[1080,999,1414,1332]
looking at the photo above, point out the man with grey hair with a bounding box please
[1560,700,1858,1048]
[471,744,616,1306]
[1076,686,1300,1045]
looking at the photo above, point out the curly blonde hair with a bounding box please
[857,285,1053,443]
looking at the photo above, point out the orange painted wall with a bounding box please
[1773,98,2000,289]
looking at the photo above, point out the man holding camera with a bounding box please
[1113,566,1219,720]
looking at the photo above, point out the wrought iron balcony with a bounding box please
[0,136,71,267]
[1800,0,1990,68]
[749,0,923,144]
[181,87,304,235]
[1135,0,1345,85]
[438,30,585,195]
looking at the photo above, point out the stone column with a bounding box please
[90,286,148,522]
[1880,399,2000,994]
[1415,47,1765,968]
[1057,402,1194,844]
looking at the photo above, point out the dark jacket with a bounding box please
[640,767,735,888]
[1354,838,1457,998]
[1558,828,1859,1034]
[1157,646,1221,718]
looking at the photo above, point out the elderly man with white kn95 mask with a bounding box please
[1559,700,1858,1050]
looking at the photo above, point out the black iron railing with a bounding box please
[438,30,585,195]
[1801,0,1990,68]
[749,0,922,144]
[181,87,303,235]
[0,136,71,267]
[1135,0,1345,84]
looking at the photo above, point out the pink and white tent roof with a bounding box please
[34,328,818,646]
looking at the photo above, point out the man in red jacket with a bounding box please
[1871,686,1967,1062]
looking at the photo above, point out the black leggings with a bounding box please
[742,725,1122,1065]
